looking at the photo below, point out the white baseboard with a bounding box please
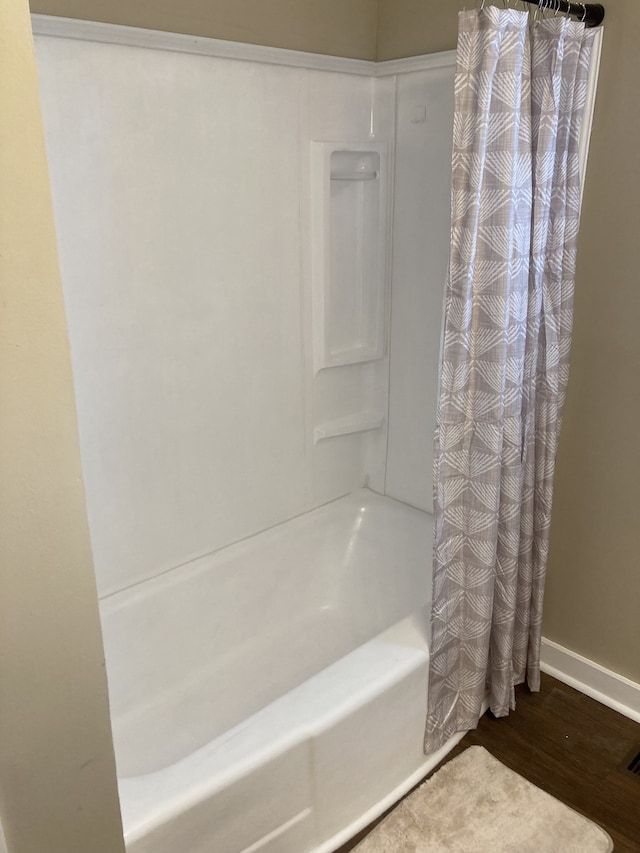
[540,637,640,725]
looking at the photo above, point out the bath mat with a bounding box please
[354,745,613,852]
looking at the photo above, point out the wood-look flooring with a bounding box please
[337,674,640,852]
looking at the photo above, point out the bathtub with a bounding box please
[100,488,464,853]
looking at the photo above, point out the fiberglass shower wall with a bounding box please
[34,30,395,598]
[385,61,456,513]
[34,22,456,599]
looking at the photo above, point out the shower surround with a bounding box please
[34,16,455,852]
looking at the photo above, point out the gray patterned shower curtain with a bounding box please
[425,7,596,753]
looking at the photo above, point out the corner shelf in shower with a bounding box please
[310,141,389,375]
[313,412,385,445]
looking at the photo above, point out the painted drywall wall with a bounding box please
[377,0,640,684]
[542,0,640,684]
[377,0,461,61]
[30,0,378,59]
[0,3,125,853]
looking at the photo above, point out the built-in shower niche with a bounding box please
[311,142,389,375]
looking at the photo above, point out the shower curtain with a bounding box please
[425,6,596,753]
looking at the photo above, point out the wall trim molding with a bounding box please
[30,14,378,76]
[375,51,457,77]
[540,637,640,725]
[30,14,456,78]
[578,27,604,204]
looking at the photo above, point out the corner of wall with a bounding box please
[0,3,125,852]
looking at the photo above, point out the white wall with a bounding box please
[384,63,455,511]
[35,32,393,597]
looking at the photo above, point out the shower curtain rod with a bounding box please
[515,0,605,26]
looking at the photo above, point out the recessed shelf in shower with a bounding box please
[310,142,389,375]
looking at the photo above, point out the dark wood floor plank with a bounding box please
[336,673,640,852]
[458,677,640,849]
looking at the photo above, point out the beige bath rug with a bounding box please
[354,745,613,852]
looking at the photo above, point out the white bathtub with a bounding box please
[100,488,462,852]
